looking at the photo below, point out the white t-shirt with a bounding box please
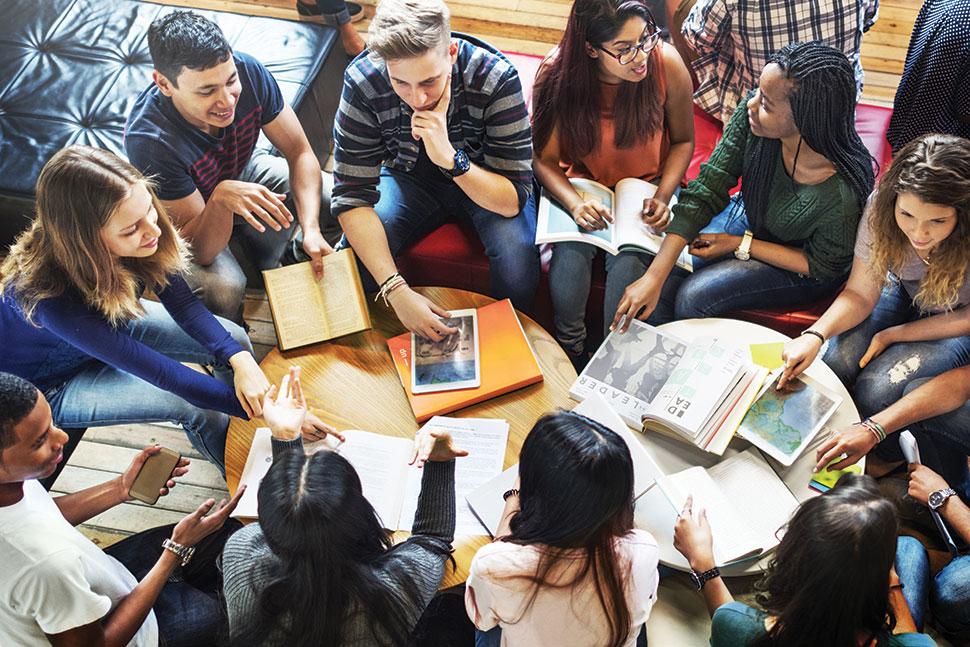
[465,529,660,647]
[0,480,158,646]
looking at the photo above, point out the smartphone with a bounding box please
[128,447,181,505]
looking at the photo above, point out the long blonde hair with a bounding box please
[0,145,188,326]
[867,134,970,311]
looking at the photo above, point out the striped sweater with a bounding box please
[331,38,534,218]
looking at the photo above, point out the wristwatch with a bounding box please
[162,538,196,567]
[734,230,754,261]
[929,487,956,511]
[441,148,471,178]
[689,566,721,591]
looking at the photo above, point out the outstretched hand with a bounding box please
[261,366,344,444]
[409,426,469,468]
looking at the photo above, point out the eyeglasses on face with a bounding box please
[596,26,662,65]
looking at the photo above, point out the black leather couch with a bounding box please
[0,0,344,247]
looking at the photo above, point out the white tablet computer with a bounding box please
[736,372,843,466]
[410,309,481,394]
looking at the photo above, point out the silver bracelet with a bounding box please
[161,538,195,567]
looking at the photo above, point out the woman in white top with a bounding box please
[465,411,659,647]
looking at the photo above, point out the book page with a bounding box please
[707,448,799,547]
[657,467,762,565]
[398,417,510,535]
[262,251,370,350]
[336,430,414,530]
[465,465,519,536]
[262,262,329,350]
[231,428,273,520]
[613,178,692,271]
[535,179,617,251]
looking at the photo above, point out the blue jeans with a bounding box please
[105,520,242,647]
[822,277,970,416]
[476,625,648,646]
[896,536,970,637]
[667,197,845,323]
[44,299,251,475]
[338,165,539,311]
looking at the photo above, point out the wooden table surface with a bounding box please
[226,286,577,587]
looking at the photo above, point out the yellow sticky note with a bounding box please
[812,462,863,490]
[749,342,786,370]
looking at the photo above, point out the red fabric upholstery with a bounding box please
[397,50,894,339]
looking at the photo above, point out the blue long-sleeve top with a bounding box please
[0,274,247,418]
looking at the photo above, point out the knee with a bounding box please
[673,276,712,320]
[932,566,970,627]
[895,535,929,571]
[191,272,246,322]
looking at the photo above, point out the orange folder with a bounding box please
[386,299,544,421]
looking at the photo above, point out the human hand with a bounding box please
[409,426,469,468]
[813,424,877,473]
[859,328,899,369]
[610,273,662,333]
[117,445,190,503]
[261,366,308,440]
[673,495,716,571]
[571,199,613,231]
[388,287,459,342]
[230,351,272,419]
[213,180,294,233]
[907,463,950,507]
[301,228,334,280]
[170,486,245,547]
[778,334,823,389]
[411,75,455,169]
[641,197,671,231]
[688,233,741,261]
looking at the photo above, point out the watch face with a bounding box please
[689,570,703,590]
[929,491,944,509]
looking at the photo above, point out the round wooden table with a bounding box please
[226,286,577,587]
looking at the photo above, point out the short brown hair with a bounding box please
[368,0,451,60]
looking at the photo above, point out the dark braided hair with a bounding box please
[742,41,876,235]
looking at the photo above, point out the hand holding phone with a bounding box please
[128,446,184,505]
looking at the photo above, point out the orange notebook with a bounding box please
[387,299,544,421]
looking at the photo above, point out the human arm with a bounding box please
[47,491,244,647]
[262,104,332,278]
[778,254,883,388]
[156,274,268,418]
[889,565,920,635]
[907,463,970,545]
[53,446,189,526]
[859,306,970,369]
[687,232,811,274]
[33,293,245,417]
[532,124,613,231]
[813,365,970,472]
[680,0,731,61]
[494,480,519,539]
[673,496,733,617]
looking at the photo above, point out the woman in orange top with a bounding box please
[532,0,694,367]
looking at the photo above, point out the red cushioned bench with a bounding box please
[397,50,895,340]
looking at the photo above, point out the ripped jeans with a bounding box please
[822,277,970,417]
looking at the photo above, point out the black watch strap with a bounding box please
[690,566,721,590]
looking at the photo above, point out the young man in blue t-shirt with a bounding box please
[125,11,334,322]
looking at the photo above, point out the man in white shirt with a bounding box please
[0,372,244,646]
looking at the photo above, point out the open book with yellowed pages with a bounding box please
[261,249,371,350]
[535,177,693,272]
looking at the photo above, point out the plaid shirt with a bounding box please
[683,0,879,123]
[331,38,533,217]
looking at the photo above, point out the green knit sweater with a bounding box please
[666,99,862,280]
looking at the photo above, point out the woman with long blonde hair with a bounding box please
[780,133,970,457]
[0,145,332,478]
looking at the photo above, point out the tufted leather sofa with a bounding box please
[0,0,344,247]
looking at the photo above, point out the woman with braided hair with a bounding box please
[610,41,876,330]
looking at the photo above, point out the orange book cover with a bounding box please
[386,299,544,421]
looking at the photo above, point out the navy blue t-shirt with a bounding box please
[124,52,284,201]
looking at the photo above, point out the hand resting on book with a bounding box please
[409,425,470,468]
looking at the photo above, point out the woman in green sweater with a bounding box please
[611,41,875,330]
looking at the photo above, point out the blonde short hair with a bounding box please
[368,0,451,60]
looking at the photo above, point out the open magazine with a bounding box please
[570,320,767,455]
[535,177,693,272]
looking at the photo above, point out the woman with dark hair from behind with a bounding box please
[610,41,876,330]
[532,0,694,366]
[465,411,659,647]
[674,473,935,646]
[222,367,467,646]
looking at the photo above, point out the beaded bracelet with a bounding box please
[375,274,407,307]
[858,418,886,443]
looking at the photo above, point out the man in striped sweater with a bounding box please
[332,0,539,341]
